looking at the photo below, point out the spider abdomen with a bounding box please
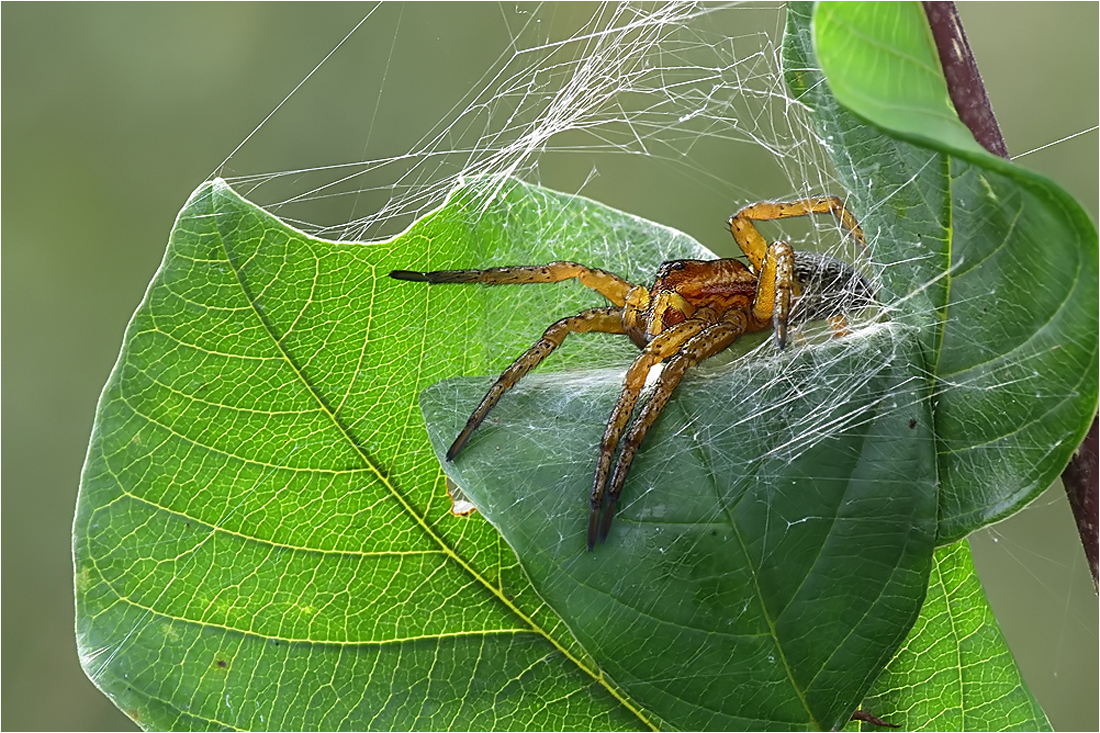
[791,251,876,324]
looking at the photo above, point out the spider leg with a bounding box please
[447,306,625,461]
[728,195,866,273]
[751,241,796,348]
[390,261,637,306]
[595,312,748,546]
[586,315,717,550]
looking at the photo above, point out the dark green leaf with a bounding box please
[421,322,937,730]
[787,2,1099,542]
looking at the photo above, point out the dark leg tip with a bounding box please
[446,428,474,462]
[445,437,464,462]
[586,510,600,552]
[389,270,428,281]
[775,328,787,350]
[597,500,617,544]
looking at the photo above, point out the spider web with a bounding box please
[202,2,1096,728]
[221,5,840,247]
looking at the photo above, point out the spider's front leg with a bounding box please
[446,306,625,460]
[585,299,748,545]
[585,319,712,547]
[390,261,635,306]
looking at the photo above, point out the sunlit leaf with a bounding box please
[847,542,1050,731]
[74,180,672,731]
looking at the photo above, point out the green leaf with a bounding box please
[74,180,666,731]
[75,5,1096,731]
[848,542,1050,731]
[787,2,1099,542]
[421,322,936,730]
[813,2,987,157]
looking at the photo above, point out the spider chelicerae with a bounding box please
[391,195,874,550]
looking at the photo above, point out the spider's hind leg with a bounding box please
[727,196,867,350]
[728,195,866,272]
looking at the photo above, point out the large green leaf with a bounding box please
[75,180,667,731]
[77,172,937,730]
[787,2,1098,542]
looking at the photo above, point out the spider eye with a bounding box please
[656,260,687,279]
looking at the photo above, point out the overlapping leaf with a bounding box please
[422,323,937,730]
[790,1,1098,542]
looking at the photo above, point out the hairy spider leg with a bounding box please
[595,311,748,545]
[727,196,865,349]
[389,261,635,306]
[751,241,795,348]
[728,195,866,273]
[586,310,723,550]
[389,263,645,459]
[445,307,626,460]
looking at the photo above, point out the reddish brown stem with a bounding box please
[922,2,1009,158]
[1063,419,1099,590]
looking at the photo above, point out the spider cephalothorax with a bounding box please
[391,195,873,549]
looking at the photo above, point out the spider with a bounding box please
[391,195,874,550]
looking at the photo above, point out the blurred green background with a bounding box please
[3,4,1096,730]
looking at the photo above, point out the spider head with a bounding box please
[643,260,704,340]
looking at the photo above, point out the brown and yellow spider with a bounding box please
[391,195,873,550]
